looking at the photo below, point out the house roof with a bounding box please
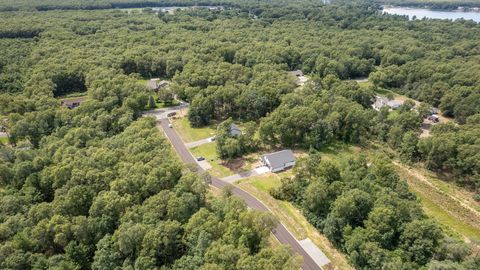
[387,100,403,108]
[262,150,295,169]
[288,70,303,77]
[230,123,242,136]
[147,79,170,90]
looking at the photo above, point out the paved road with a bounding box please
[159,118,323,270]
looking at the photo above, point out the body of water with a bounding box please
[383,6,480,22]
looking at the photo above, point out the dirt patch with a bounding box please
[223,154,262,173]
[223,158,246,171]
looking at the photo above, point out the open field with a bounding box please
[0,137,8,144]
[172,117,216,143]
[394,162,480,242]
[237,174,354,270]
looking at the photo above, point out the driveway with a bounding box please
[185,137,215,148]
[221,166,270,183]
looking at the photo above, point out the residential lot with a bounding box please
[172,117,216,143]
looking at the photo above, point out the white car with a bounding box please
[168,123,173,128]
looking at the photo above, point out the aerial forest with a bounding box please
[1,0,480,269]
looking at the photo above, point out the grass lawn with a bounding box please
[249,175,282,192]
[357,80,372,88]
[172,117,216,143]
[145,99,180,110]
[190,142,233,178]
[0,137,8,144]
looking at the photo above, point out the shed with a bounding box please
[261,150,296,173]
[230,123,242,137]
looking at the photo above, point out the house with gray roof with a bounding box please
[261,150,296,173]
[229,123,242,137]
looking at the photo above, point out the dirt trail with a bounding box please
[393,161,480,237]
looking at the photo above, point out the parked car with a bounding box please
[427,115,440,123]
[210,136,216,141]
[197,156,205,161]
[168,123,173,128]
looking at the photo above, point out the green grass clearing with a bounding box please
[172,117,216,143]
[317,141,362,166]
[247,172,289,193]
[394,163,480,242]
[414,189,480,241]
[0,137,8,144]
[357,80,372,88]
[190,142,233,178]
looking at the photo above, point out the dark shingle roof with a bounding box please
[263,150,295,169]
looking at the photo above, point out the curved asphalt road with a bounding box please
[159,118,322,270]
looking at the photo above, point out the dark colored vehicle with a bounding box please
[197,156,205,161]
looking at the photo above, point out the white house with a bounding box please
[372,96,404,111]
[261,150,296,173]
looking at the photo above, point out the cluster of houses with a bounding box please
[373,96,441,123]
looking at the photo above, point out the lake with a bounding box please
[383,6,480,22]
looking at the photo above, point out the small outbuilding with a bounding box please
[229,123,242,137]
[147,79,170,92]
[261,150,296,173]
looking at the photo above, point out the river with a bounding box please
[383,6,480,22]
